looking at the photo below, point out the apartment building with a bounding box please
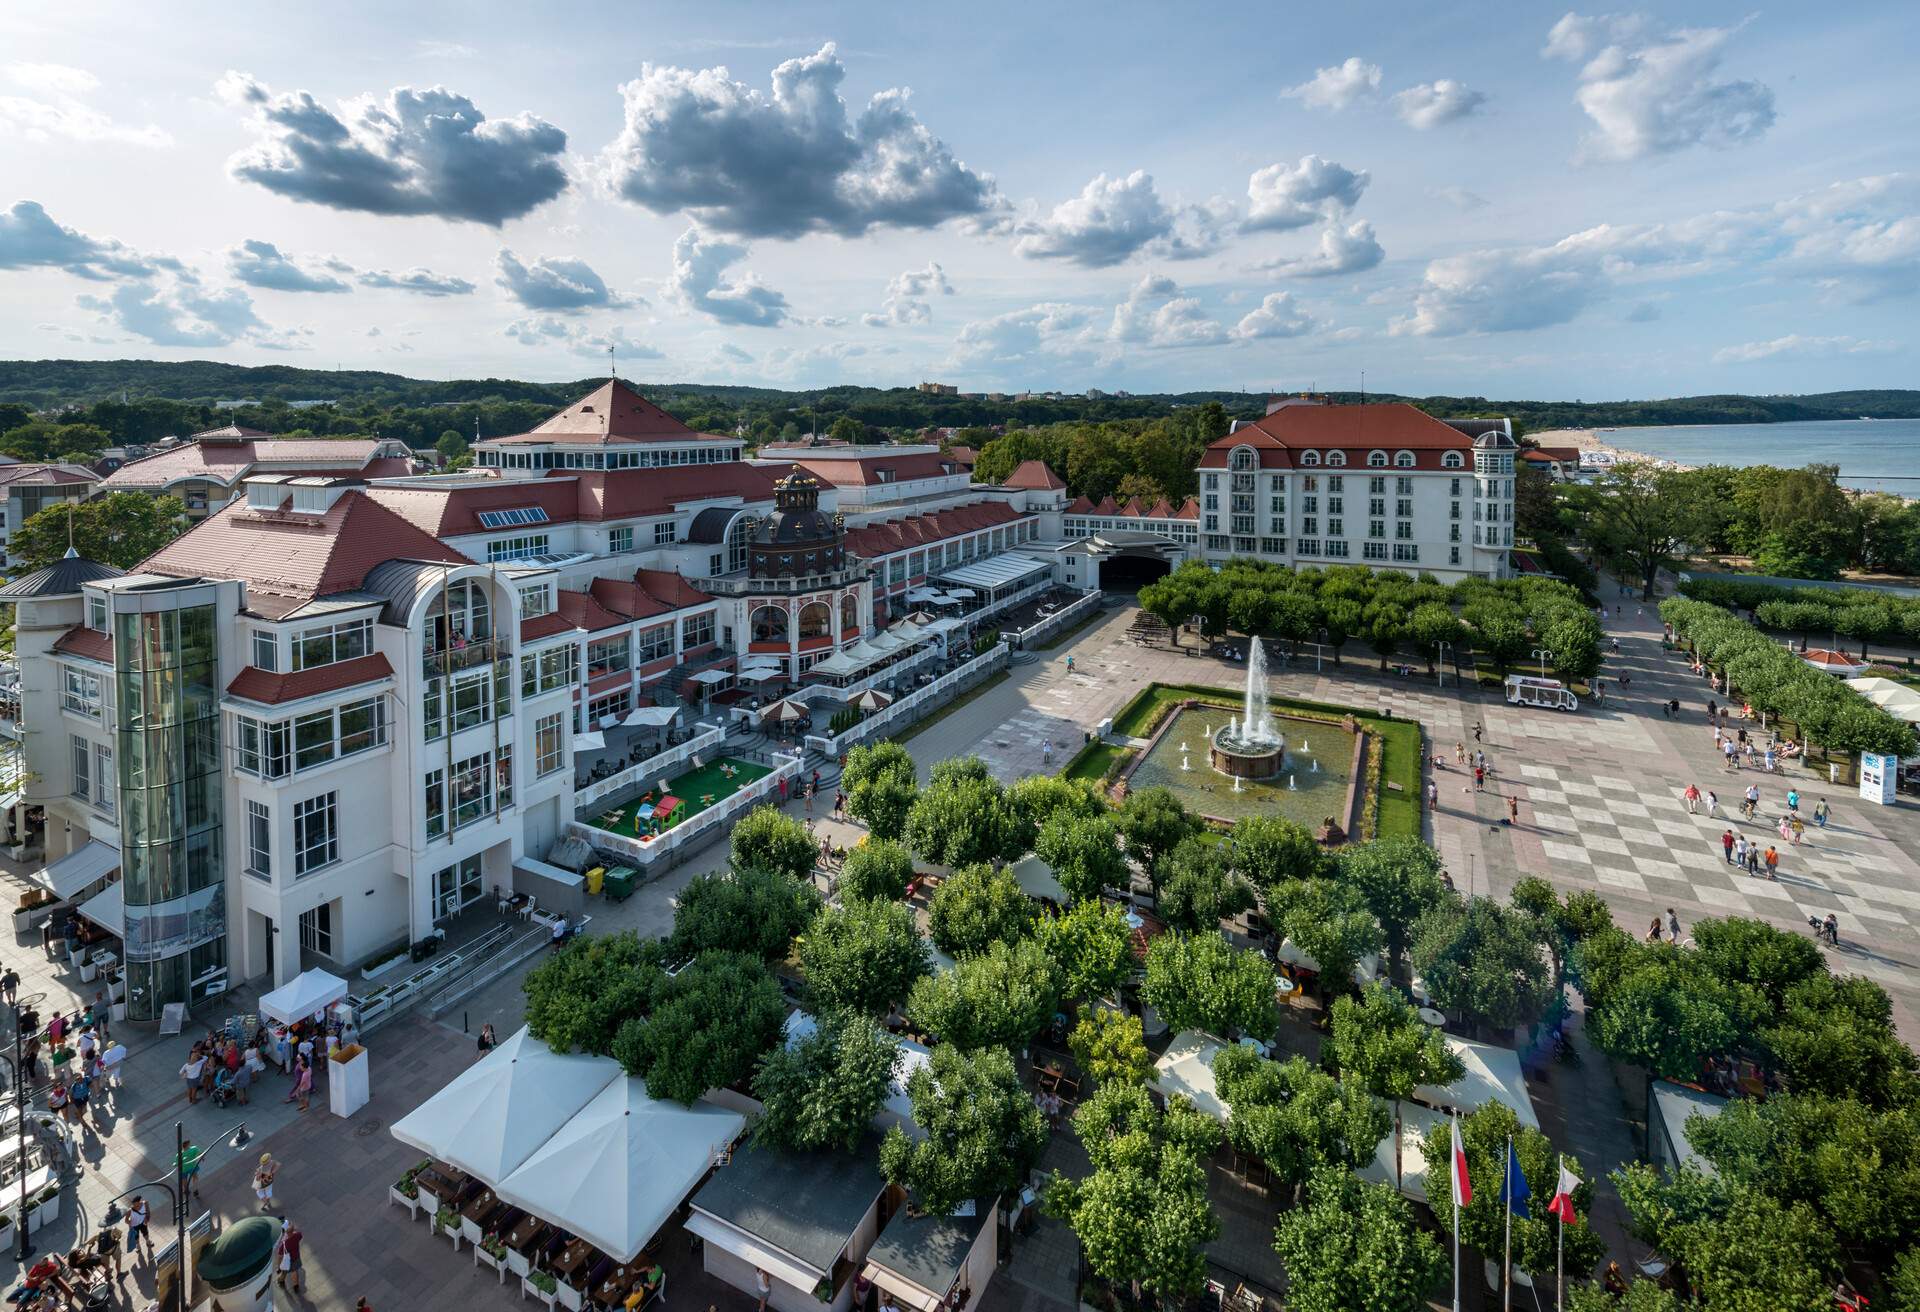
[0,464,99,567]
[97,425,415,520]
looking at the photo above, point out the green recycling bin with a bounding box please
[604,866,639,902]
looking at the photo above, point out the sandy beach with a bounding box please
[1529,427,1697,472]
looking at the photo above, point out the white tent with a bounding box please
[688,669,733,685]
[738,666,784,683]
[1009,855,1064,903]
[1152,1031,1229,1121]
[808,651,864,678]
[1412,1035,1540,1130]
[1275,938,1383,989]
[496,1074,744,1262]
[1360,1100,1446,1202]
[880,1039,933,1140]
[622,706,677,727]
[843,640,886,667]
[258,969,350,1025]
[574,730,606,752]
[1849,676,1920,726]
[391,1027,621,1182]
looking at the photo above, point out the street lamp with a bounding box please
[1435,640,1454,689]
[1532,647,1554,678]
[100,1120,251,1312]
[11,999,35,1262]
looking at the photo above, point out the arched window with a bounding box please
[1395,451,1416,468]
[840,594,858,635]
[1442,451,1464,469]
[428,578,492,649]
[751,605,789,644]
[1229,446,1258,472]
[1327,451,1347,467]
[798,602,832,641]
[1299,451,1321,467]
[727,513,755,574]
[1367,450,1388,467]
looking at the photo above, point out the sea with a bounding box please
[1594,419,1920,494]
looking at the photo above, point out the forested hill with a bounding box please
[0,358,1915,434]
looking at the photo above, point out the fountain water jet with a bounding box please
[1210,640,1287,780]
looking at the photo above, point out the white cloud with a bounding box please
[218,71,569,225]
[1393,79,1487,129]
[1258,220,1384,278]
[863,261,954,327]
[358,267,476,297]
[1107,274,1227,348]
[947,302,1093,369]
[1283,57,1382,111]
[1232,292,1314,340]
[1543,13,1774,163]
[493,250,628,311]
[504,317,665,361]
[227,239,351,293]
[1712,334,1898,364]
[1430,186,1489,211]
[0,62,172,147]
[1244,156,1368,233]
[0,200,172,281]
[668,227,789,327]
[599,43,1000,239]
[77,275,288,348]
[1015,170,1220,267]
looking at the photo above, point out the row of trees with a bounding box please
[1678,573,1920,658]
[1660,597,1917,758]
[967,403,1233,507]
[1136,558,1606,681]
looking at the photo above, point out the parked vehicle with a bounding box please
[1504,675,1579,711]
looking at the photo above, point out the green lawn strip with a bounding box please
[1062,741,1130,784]
[586,756,771,838]
[896,670,1012,744]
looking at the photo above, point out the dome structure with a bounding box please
[1472,429,1518,450]
[749,473,846,578]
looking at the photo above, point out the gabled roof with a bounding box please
[843,499,1023,560]
[0,553,122,599]
[225,653,395,705]
[556,589,627,633]
[192,425,274,440]
[776,453,962,487]
[100,438,402,490]
[633,569,713,609]
[481,379,710,447]
[364,464,779,536]
[0,463,99,488]
[1004,459,1066,491]
[520,612,576,643]
[1200,402,1475,471]
[52,625,114,663]
[136,492,471,615]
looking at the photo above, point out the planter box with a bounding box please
[78,960,98,983]
[474,1246,507,1283]
[506,1249,533,1279]
[522,1277,558,1308]
[360,953,409,983]
[554,1278,584,1312]
[388,1186,421,1219]
[460,1216,485,1247]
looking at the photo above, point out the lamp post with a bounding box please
[11,1001,30,1262]
[101,1120,251,1312]
[1436,640,1454,689]
[1532,647,1554,678]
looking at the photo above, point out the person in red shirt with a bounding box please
[275,1219,304,1294]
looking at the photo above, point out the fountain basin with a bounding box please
[1123,700,1359,829]
[1210,727,1286,779]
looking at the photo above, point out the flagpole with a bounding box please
[1451,1114,1460,1312]
[1556,1154,1565,1312]
[1503,1133,1513,1312]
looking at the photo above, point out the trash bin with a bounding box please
[604,867,638,902]
[585,866,606,896]
[1831,762,1841,784]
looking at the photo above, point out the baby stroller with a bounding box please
[209,1077,237,1110]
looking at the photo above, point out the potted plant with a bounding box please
[390,1161,427,1216]
[34,1186,58,1224]
[813,1276,835,1303]
[432,1204,458,1239]
[524,1271,559,1309]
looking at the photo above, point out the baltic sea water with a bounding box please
[1592,419,1920,494]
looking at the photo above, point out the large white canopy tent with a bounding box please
[622,706,677,727]
[258,969,350,1026]
[1151,1031,1229,1121]
[1850,676,1920,729]
[1413,1035,1540,1129]
[1276,938,1383,990]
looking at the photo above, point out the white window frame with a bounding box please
[293,793,339,877]
[246,800,271,879]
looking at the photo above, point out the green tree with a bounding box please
[1211,1046,1390,1199]
[611,950,785,1105]
[668,867,820,962]
[828,415,864,443]
[1034,812,1127,905]
[1153,837,1256,934]
[907,938,1059,1050]
[522,930,665,1054]
[1575,930,1757,1081]
[1422,1102,1603,1278]
[1270,878,1383,998]
[1007,773,1103,842]
[1668,1194,1840,1312]
[799,900,930,1016]
[1228,815,1324,898]
[1589,461,1695,600]
[436,429,468,460]
[927,862,1036,958]
[842,741,918,840]
[838,838,915,904]
[906,773,1022,868]
[751,1010,900,1154]
[1045,1082,1223,1305]
[1408,602,1467,675]
[1272,1167,1448,1312]
[1114,787,1201,877]
[11,491,186,570]
[1332,836,1449,979]
[1039,899,1136,1003]
[730,806,818,881]
[880,1044,1047,1215]
[1069,1009,1152,1087]
[1142,932,1278,1040]
[1410,897,1555,1033]
[1328,983,1466,1189]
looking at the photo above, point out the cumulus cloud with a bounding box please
[1015,170,1222,267]
[1712,334,1898,364]
[218,71,568,225]
[0,200,171,280]
[1243,155,1369,233]
[599,43,1000,239]
[505,316,665,360]
[1431,186,1489,211]
[863,261,953,327]
[1232,291,1315,340]
[78,276,285,348]
[1107,274,1227,348]
[227,239,351,293]
[357,267,476,297]
[1258,220,1384,278]
[0,62,172,147]
[668,227,789,327]
[1542,13,1774,162]
[1393,79,1487,129]
[1282,57,1381,111]
[947,302,1094,369]
[494,250,627,311]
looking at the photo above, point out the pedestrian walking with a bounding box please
[1645,917,1663,943]
[1476,748,1486,772]
[1455,741,1467,764]
[1472,722,1483,743]
[833,790,845,819]
[1507,795,1519,824]
[1667,908,1682,940]
[68,1070,92,1126]
[1427,780,1438,808]
[1723,740,1737,770]
[477,1023,497,1057]
[0,966,16,1005]
[1714,725,1723,748]
[46,1077,68,1121]
[125,1197,152,1261]
[254,1153,279,1210]
[1722,830,1735,864]
[290,1057,313,1111]
[1708,699,1717,721]
[180,1049,205,1105]
[1746,844,1762,877]
[233,1052,252,1105]
[1764,845,1780,879]
[1791,814,1804,845]
[1778,814,1792,843]
[1786,787,1801,812]
[275,1219,304,1294]
[1473,765,1485,790]
[1682,783,1700,813]
[756,1268,773,1312]
[1814,797,1831,828]
[178,1139,202,1203]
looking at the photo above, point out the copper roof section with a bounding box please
[52,625,114,664]
[481,379,713,447]
[1003,460,1067,492]
[556,589,627,633]
[520,612,576,643]
[1199,403,1474,471]
[843,499,1023,559]
[225,653,395,705]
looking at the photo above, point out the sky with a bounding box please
[1,1,1916,400]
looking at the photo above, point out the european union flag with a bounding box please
[1501,1139,1531,1220]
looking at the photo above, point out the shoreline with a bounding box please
[1529,427,1696,473]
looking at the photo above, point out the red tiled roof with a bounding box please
[481,379,706,447]
[192,425,274,439]
[556,589,626,633]
[843,499,1024,560]
[365,480,581,538]
[1172,497,1199,521]
[946,445,980,465]
[633,569,713,609]
[52,625,113,663]
[225,653,394,705]
[520,613,575,642]
[1802,648,1864,668]
[774,453,962,487]
[1004,460,1066,491]
[568,465,778,521]
[589,577,673,622]
[136,492,471,610]
[101,438,401,489]
[1066,496,1095,513]
[1199,403,1474,471]
[0,464,99,487]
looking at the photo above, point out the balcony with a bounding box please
[686,560,872,596]
[422,638,502,681]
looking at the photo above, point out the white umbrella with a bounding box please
[622,706,677,727]
[574,730,606,752]
[854,688,894,711]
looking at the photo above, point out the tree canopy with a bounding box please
[729,806,819,882]
[837,838,915,904]
[880,1044,1048,1216]
[841,741,919,841]
[1410,896,1555,1033]
[1142,932,1279,1041]
[927,862,1035,958]
[522,931,666,1056]
[1273,1167,1448,1312]
[1211,1046,1390,1198]
[1039,899,1136,1003]
[751,1010,900,1154]
[610,950,785,1105]
[1034,812,1129,905]
[668,866,820,962]
[12,491,185,570]
[907,938,1060,1051]
[799,899,930,1017]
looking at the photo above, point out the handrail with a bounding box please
[426,922,550,1016]
[814,643,1010,755]
[564,751,804,867]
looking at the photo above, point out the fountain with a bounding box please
[1180,747,1193,772]
[1210,640,1288,780]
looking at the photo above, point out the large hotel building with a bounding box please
[0,383,1512,1019]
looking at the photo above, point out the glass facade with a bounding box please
[114,601,226,1021]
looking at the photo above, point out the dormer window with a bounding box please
[1443,451,1464,468]
[1229,446,1258,472]
[1395,451,1416,468]
[86,595,108,632]
[1299,451,1321,467]
[1368,450,1389,467]
[1327,451,1347,467]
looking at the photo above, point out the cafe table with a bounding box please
[415,1164,470,1206]
[552,1239,594,1283]
[507,1213,548,1252]
[460,1186,504,1243]
[593,1261,648,1306]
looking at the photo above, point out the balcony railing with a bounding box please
[686,560,872,596]
[423,637,502,680]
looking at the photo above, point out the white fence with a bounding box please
[1009,590,1102,648]
[575,724,726,810]
[565,750,805,868]
[804,642,1011,757]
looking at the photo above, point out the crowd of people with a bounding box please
[178,1013,354,1115]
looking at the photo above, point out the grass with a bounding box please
[585,756,771,839]
[897,670,1012,744]
[1063,741,1130,785]
[1106,680,1424,840]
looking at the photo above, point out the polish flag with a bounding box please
[1547,1160,1580,1224]
[1450,1116,1472,1208]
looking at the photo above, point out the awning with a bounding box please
[683,1212,823,1292]
[843,641,886,666]
[1849,676,1920,725]
[863,1267,942,1312]
[76,881,123,937]
[689,668,734,685]
[936,554,1053,591]
[740,658,782,673]
[738,666,784,683]
[258,968,350,1025]
[944,588,977,599]
[807,652,863,678]
[1152,1031,1228,1121]
[574,731,607,752]
[1009,855,1063,902]
[1412,1035,1540,1129]
[33,840,119,901]
[623,707,677,727]
[0,790,19,812]
[904,588,943,604]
